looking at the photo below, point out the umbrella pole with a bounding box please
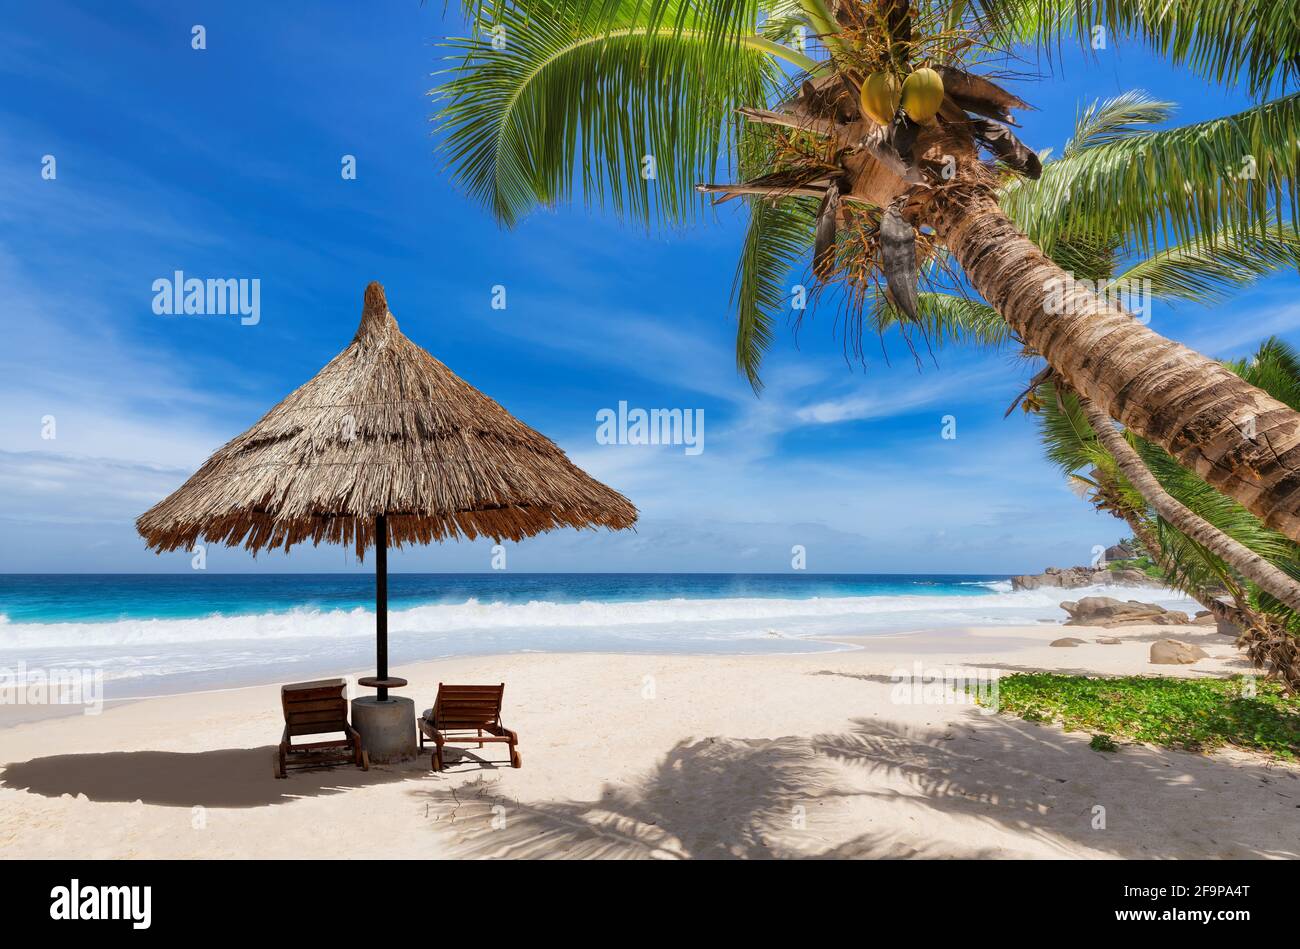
[375,513,388,702]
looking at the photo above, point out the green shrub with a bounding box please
[970,674,1300,759]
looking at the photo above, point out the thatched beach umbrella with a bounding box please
[138,282,636,752]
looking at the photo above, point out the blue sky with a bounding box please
[1,1,1297,574]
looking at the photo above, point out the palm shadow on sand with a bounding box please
[415,735,832,859]
[1,746,419,808]
[414,712,1298,859]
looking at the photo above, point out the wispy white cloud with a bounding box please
[0,450,187,526]
[793,364,1006,425]
[1180,300,1300,359]
[489,300,754,404]
[0,247,254,468]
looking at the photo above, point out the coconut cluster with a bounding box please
[858,67,944,125]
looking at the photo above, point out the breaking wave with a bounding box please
[0,583,1195,651]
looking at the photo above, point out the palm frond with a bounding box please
[1148,521,1241,606]
[1045,233,1120,282]
[997,94,1300,256]
[759,0,814,46]
[1036,381,1298,607]
[732,196,819,391]
[1032,346,1300,615]
[435,0,804,227]
[1113,220,1300,305]
[1000,0,1300,96]
[873,292,1011,349]
[1228,336,1300,411]
[1034,381,1106,475]
[1061,90,1175,156]
[1138,439,1300,568]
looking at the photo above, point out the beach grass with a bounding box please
[972,674,1300,759]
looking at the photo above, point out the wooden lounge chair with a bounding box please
[419,683,521,772]
[275,678,369,779]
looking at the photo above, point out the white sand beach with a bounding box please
[1,621,1296,860]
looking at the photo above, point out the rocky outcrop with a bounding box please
[1013,566,1105,590]
[1150,639,1209,665]
[1060,596,1190,627]
[1187,611,1241,637]
[1110,568,1155,585]
[1011,565,1155,591]
[1049,637,1088,647]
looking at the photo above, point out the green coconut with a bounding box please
[859,72,901,126]
[900,67,944,123]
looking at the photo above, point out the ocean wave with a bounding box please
[0,583,1196,650]
[958,580,1014,593]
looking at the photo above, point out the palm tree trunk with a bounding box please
[932,190,1300,543]
[1076,394,1300,613]
[1120,510,1256,633]
[1093,446,1300,689]
[1124,490,1300,691]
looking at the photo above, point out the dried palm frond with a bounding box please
[971,117,1042,178]
[879,205,919,319]
[934,65,1030,123]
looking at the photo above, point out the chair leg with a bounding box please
[508,731,521,769]
[477,727,484,749]
[432,736,444,772]
[346,727,367,770]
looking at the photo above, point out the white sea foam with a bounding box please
[959,579,1014,593]
[0,583,1203,695]
[0,583,1197,651]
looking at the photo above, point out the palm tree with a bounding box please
[434,0,1300,539]
[862,91,1300,619]
[1036,343,1300,688]
[874,92,1300,352]
[860,90,1300,682]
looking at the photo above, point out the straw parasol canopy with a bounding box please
[138,280,636,701]
[137,281,637,557]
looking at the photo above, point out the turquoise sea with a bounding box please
[0,573,1195,698]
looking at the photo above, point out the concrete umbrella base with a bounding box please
[351,695,416,764]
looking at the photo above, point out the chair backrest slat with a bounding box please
[282,679,348,735]
[434,683,504,728]
[288,721,349,737]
